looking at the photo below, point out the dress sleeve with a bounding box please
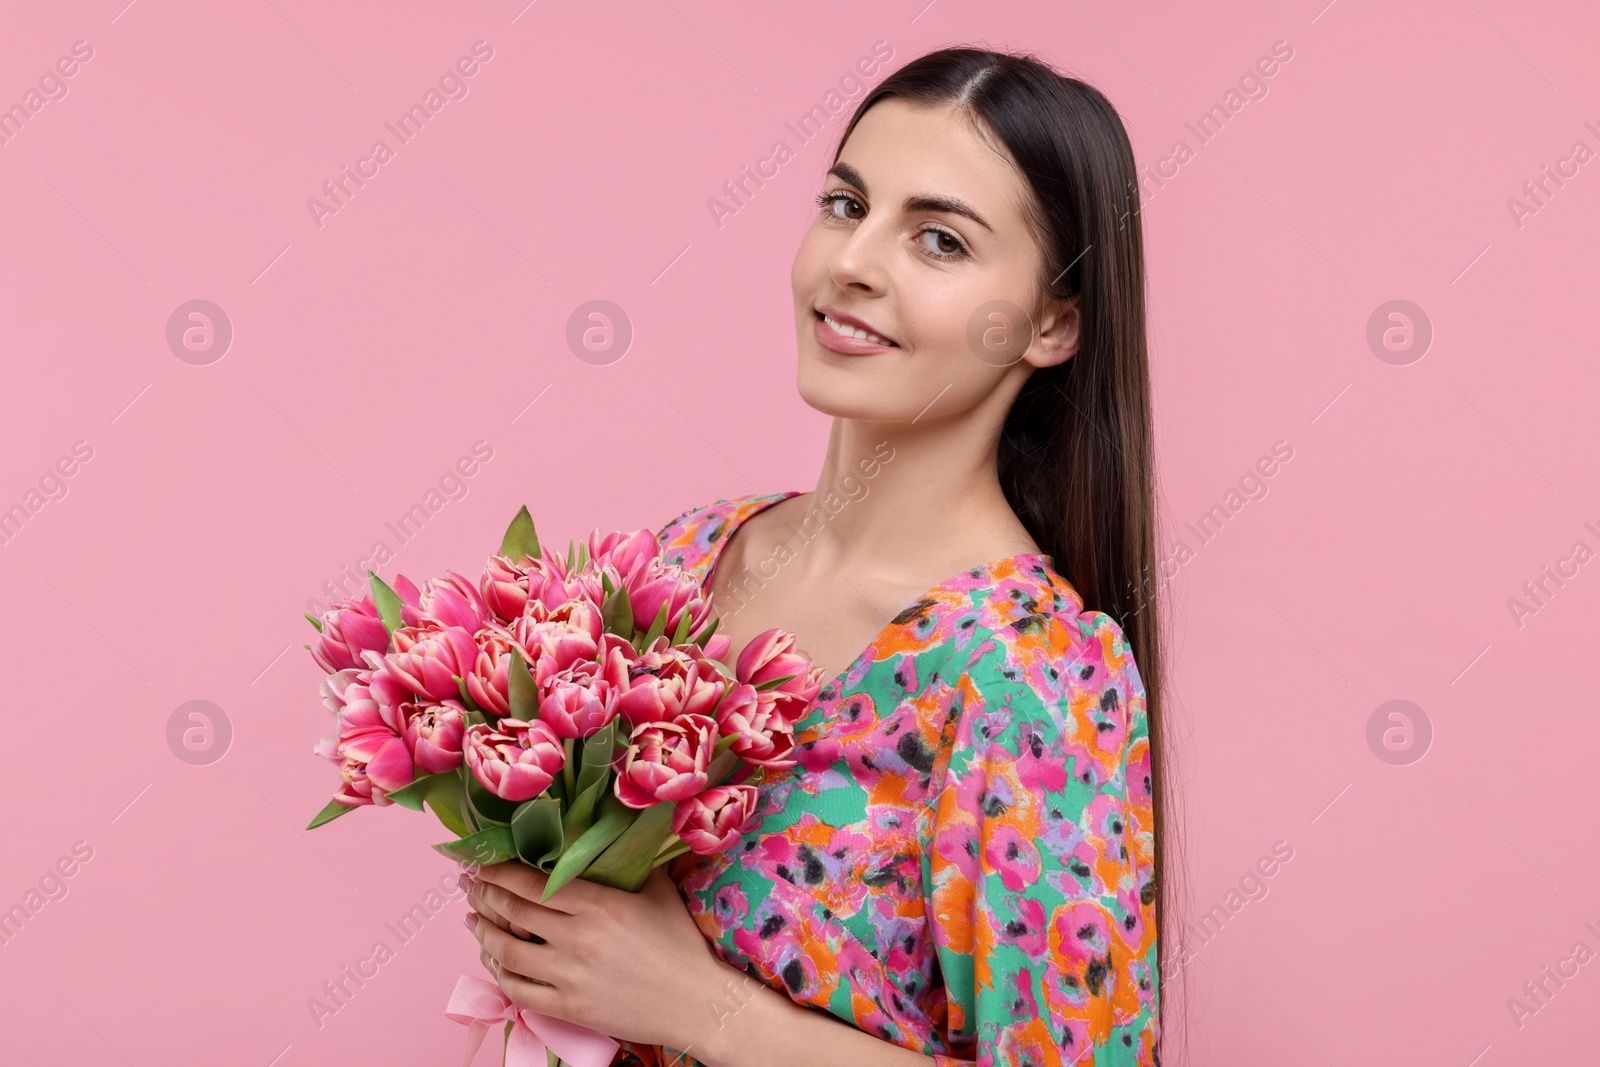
[654,504,697,546]
[923,612,1159,1066]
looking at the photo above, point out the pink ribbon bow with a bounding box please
[444,973,620,1067]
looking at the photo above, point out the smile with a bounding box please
[816,311,896,347]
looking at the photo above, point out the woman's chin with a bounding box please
[795,387,908,422]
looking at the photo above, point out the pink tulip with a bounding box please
[627,565,713,647]
[465,625,521,717]
[537,644,627,738]
[772,665,827,726]
[736,630,825,725]
[614,713,718,809]
[672,785,759,855]
[327,677,390,756]
[514,603,603,682]
[700,632,733,665]
[712,683,797,769]
[313,731,340,763]
[615,647,729,729]
[539,679,617,739]
[314,730,395,807]
[416,571,489,632]
[330,677,414,794]
[634,627,732,667]
[311,595,392,674]
[402,699,466,774]
[363,653,413,709]
[385,574,424,626]
[311,575,426,673]
[496,554,606,620]
[464,717,565,802]
[481,555,533,623]
[735,629,812,689]
[382,624,478,702]
[585,528,659,585]
[630,634,726,675]
[319,667,366,716]
[331,755,398,807]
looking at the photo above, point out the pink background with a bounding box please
[2,1,1596,1064]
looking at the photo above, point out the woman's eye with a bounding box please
[919,228,967,258]
[814,191,968,259]
[817,192,864,220]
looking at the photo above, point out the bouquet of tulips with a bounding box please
[302,506,824,1067]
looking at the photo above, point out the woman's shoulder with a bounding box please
[938,561,1152,876]
[653,490,798,575]
[958,555,1148,753]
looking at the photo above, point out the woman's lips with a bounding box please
[812,311,898,356]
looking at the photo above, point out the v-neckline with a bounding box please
[699,489,1052,697]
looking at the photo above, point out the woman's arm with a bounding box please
[919,615,1160,1065]
[677,955,934,1067]
[464,863,934,1067]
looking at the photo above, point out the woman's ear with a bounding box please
[1027,294,1081,370]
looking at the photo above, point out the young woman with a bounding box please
[460,45,1173,1067]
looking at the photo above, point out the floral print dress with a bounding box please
[614,491,1159,1067]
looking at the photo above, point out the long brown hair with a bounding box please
[828,47,1186,1058]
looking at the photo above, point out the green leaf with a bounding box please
[386,772,454,812]
[574,720,618,800]
[385,771,474,836]
[466,771,523,825]
[562,723,618,842]
[306,796,357,830]
[544,793,636,901]
[544,762,568,806]
[431,824,518,865]
[574,541,590,570]
[669,610,694,647]
[455,675,481,713]
[637,601,672,651]
[600,571,615,599]
[652,839,693,868]
[507,647,538,721]
[368,572,406,634]
[691,616,720,648]
[499,506,540,561]
[582,800,677,892]
[753,672,798,691]
[459,767,482,833]
[601,586,634,641]
[561,776,607,842]
[304,612,324,633]
[511,796,565,868]
[424,781,474,838]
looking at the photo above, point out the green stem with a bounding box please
[461,770,482,833]
[653,840,693,867]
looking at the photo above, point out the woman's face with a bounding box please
[790,97,1078,422]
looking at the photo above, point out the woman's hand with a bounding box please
[460,863,735,1051]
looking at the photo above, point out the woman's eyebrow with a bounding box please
[826,162,994,232]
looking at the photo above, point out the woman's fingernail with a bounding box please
[457,872,473,893]
[463,912,477,930]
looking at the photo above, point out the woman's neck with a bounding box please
[797,413,1040,582]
